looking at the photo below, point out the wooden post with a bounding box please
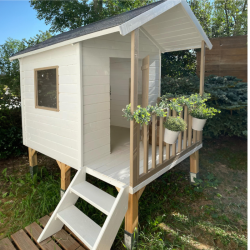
[56,161,71,198]
[130,29,139,188]
[190,40,205,184]
[125,188,145,250]
[200,40,205,95]
[28,147,37,177]
[190,151,199,183]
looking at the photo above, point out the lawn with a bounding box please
[0,136,247,249]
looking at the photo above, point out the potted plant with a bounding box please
[189,104,220,131]
[163,116,187,144]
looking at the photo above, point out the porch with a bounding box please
[86,120,202,194]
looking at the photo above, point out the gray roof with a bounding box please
[12,0,164,58]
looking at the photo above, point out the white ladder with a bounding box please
[37,167,129,250]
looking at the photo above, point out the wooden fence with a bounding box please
[196,35,247,82]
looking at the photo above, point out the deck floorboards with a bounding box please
[0,213,89,250]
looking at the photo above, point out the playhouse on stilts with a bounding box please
[10,0,212,249]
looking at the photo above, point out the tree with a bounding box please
[0,31,51,97]
[212,0,247,37]
[30,0,154,33]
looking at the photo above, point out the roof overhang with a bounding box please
[10,0,212,61]
[119,0,212,52]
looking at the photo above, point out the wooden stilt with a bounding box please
[190,151,199,183]
[28,147,37,177]
[124,186,145,250]
[56,160,71,198]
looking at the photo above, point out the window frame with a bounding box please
[34,66,59,112]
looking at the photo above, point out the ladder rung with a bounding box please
[70,181,115,215]
[57,205,101,249]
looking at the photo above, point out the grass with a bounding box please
[0,136,247,249]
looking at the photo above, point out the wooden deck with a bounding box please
[86,126,202,193]
[0,213,89,250]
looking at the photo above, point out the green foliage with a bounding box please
[146,104,166,118]
[30,0,154,33]
[0,31,52,159]
[122,104,166,125]
[133,106,151,125]
[190,104,221,119]
[161,50,196,78]
[164,116,187,132]
[161,75,247,137]
[0,31,51,96]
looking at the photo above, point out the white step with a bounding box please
[70,181,115,215]
[57,205,101,249]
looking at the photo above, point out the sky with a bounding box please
[0,0,50,45]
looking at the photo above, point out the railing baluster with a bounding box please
[193,130,197,143]
[188,114,192,147]
[143,124,148,173]
[178,110,183,153]
[159,116,164,164]
[152,114,157,169]
[183,106,188,150]
[171,110,177,157]
[166,109,171,159]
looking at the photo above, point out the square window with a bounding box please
[34,67,59,111]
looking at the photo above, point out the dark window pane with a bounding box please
[37,68,57,109]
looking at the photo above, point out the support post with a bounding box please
[124,187,145,249]
[28,147,37,177]
[130,29,139,188]
[57,161,71,198]
[199,40,206,95]
[190,151,199,183]
[190,40,205,183]
[124,193,139,250]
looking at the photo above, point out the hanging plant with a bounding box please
[133,106,151,125]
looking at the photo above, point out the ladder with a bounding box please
[37,167,129,250]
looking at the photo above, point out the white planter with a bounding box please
[164,128,180,144]
[192,117,207,131]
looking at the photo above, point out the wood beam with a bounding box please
[190,151,199,174]
[130,29,140,188]
[125,193,138,234]
[56,161,71,193]
[200,40,206,95]
[28,147,38,177]
[28,148,37,167]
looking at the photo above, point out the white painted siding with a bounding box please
[82,31,160,164]
[20,44,81,169]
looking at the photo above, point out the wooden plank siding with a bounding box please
[21,44,81,170]
[82,30,160,165]
[196,35,247,82]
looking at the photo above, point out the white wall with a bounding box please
[20,44,81,169]
[110,58,142,128]
[82,31,160,165]
[19,30,161,169]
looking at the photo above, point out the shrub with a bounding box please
[190,104,221,119]
[164,116,187,132]
[0,92,26,159]
[161,75,247,137]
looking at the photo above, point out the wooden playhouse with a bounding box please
[9,0,212,249]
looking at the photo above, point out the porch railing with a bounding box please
[131,106,203,187]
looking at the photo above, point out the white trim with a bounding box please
[76,42,83,169]
[85,167,126,189]
[9,26,120,61]
[180,1,212,49]
[130,143,203,194]
[139,27,165,53]
[119,0,182,36]
[19,59,27,146]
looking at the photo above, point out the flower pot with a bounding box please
[192,117,207,131]
[164,128,180,144]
